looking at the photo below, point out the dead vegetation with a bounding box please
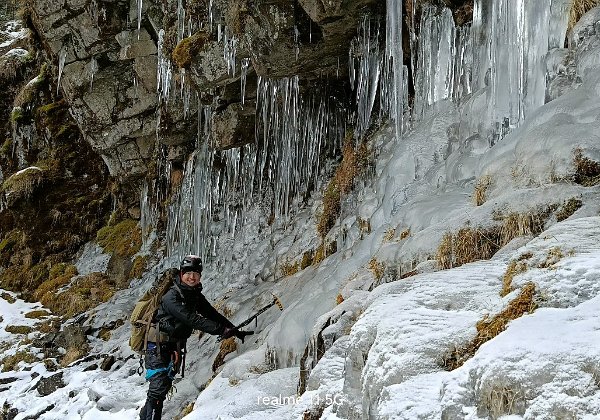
[473,175,492,206]
[317,136,370,238]
[573,148,600,186]
[500,261,528,297]
[568,0,600,33]
[39,272,116,319]
[442,283,537,371]
[538,247,564,268]
[212,338,237,372]
[1,350,38,372]
[383,227,396,242]
[437,209,553,269]
[555,198,583,222]
[368,258,385,281]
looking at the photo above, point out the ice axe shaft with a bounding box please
[236,294,283,329]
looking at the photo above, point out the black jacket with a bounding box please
[156,273,234,341]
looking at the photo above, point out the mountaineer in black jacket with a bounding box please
[139,255,253,420]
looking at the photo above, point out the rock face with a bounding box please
[25,0,382,180]
[28,0,161,178]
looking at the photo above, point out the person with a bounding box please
[139,255,253,420]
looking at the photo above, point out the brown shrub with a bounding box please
[437,227,502,270]
[368,258,385,280]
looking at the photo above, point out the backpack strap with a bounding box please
[173,282,185,301]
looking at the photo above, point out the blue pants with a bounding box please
[139,343,177,420]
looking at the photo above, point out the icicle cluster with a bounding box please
[166,78,345,261]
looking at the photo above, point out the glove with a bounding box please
[234,329,254,344]
[220,327,254,343]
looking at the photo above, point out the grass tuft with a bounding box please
[573,148,600,186]
[568,0,600,33]
[442,283,537,371]
[500,261,528,297]
[473,175,492,206]
[556,198,583,222]
[317,137,370,238]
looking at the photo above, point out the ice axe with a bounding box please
[236,293,284,330]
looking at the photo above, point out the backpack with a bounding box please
[129,268,177,354]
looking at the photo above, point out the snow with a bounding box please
[0,21,28,49]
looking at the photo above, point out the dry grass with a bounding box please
[500,212,547,246]
[474,175,492,206]
[60,346,85,367]
[39,272,116,318]
[336,294,344,305]
[212,338,237,372]
[174,403,195,420]
[280,259,300,277]
[1,292,16,304]
[24,310,50,319]
[556,198,583,222]
[442,283,537,371]
[311,241,337,266]
[568,0,600,33]
[573,148,600,186]
[383,227,395,242]
[368,258,385,281]
[538,247,564,268]
[4,325,33,334]
[1,350,38,372]
[400,228,411,240]
[317,138,370,238]
[33,264,78,302]
[481,382,525,419]
[437,210,552,270]
[500,261,528,297]
[437,227,502,270]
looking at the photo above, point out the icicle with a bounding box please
[209,0,214,32]
[57,48,67,95]
[413,5,456,119]
[294,26,300,61]
[88,57,98,91]
[241,58,250,107]
[137,0,142,39]
[351,17,381,140]
[223,29,238,76]
[384,0,404,142]
[177,0,185,43]
[157,29,173,103]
